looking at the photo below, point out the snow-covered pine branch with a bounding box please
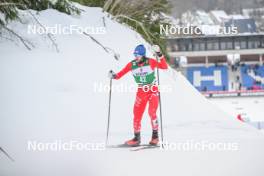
[0,3,24,7]
[0,23,34,50]
[0,0,81,51]
[27,10,59,52]
[114,14,154,44]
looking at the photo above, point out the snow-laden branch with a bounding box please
[0,3,24,7]
[0,147,15,162]
[114,14,156,44]
[27,10,59,52]
[0,23,34,50]
[83,32,120,60]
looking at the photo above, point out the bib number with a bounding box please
[139,76,147,83]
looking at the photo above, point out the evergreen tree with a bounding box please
[103,0,171,55]
[0,0,80,50]
[0,0,80,25]
[70,0,105,7]
[0,0,172,54]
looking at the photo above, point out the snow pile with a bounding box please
[181,10,214,26]
[210,10,230,24]
[0,3,264,176]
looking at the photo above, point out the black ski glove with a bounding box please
[108,70,116,79]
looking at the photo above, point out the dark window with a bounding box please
[220,41,226,50]
[194,43,199,51]
[240,41,247,49]
[188,43,192,51]
[200,42,206,50]
[207,40,219,50]
[234,40,241,49]
[261,37,264,48]
[248,40,259,49]
[226,41,233,49]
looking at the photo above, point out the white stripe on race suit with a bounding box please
[131,65,154,76]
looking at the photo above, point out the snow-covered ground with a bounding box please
[210,97,264,121]
[0,4,264,176]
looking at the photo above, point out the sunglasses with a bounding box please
[134,53,142,57]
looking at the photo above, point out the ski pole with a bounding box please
[105,77,113,146]
[155,58,164,148]
[151,45,164,148]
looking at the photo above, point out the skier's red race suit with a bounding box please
[114,56,168,133]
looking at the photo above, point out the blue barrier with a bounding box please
[187,66,228,91]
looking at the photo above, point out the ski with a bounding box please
[106,144,160,151]
[130,145,160,152]
[107,144,147,149]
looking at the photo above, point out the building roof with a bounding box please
[210,10,230,23]
[195,10,214,25]
[225,18,257,33]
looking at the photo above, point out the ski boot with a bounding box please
[149,130,159,146]
[125,132,141,147]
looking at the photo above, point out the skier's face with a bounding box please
[134,54,143,61]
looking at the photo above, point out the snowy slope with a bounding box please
[0,4,264,176]
[209,97,264,121]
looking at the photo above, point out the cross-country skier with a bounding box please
[108,44,168,146]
